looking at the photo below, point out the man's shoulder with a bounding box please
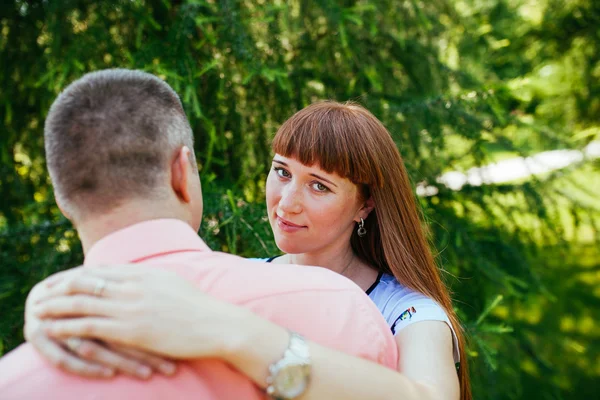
[173,252,399,368]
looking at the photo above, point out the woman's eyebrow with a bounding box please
[310,173,338,187]
[272,159,338,187]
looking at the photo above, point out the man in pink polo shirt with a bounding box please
[0,69,397,399]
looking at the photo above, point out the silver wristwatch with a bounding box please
[266,331,311,400]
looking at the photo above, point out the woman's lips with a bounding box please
[276,216,306,233]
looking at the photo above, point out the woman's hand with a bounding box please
[25,272,177,380]
[30,265,252,360]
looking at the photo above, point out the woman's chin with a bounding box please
[274,238,308,255]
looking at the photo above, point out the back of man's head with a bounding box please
[45,69,196,220]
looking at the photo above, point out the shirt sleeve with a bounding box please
[388,292,460,364]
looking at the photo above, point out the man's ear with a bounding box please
[171,146,193,203]
[355,196,375,222]
[55,196,72,220]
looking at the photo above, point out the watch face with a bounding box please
[275,364,309,398]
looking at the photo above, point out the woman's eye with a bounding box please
[312,182,329,192]
[274,167,291,178]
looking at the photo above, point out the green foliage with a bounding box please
[1,0,599,399]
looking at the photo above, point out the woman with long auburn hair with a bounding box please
[26,101,470,399]
[267,101,470,399]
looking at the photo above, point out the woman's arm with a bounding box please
[31,266,459,400]
[25,276,177,380]
[224,315,459,400]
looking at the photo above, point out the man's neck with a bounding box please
[74,200,192,255]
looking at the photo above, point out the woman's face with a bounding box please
[266,154,365,255]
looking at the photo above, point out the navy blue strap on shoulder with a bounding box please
[266,255,282,263]
[365,271,383,295]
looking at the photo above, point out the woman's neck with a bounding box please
[278,244,379,292]
[289,250,354,276]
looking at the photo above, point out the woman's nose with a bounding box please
[278,184,302,214]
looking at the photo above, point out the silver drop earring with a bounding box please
[357,218,367,237]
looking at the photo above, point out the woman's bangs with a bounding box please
[272,119,361,183]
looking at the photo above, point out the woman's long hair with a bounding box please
[272,101,471,400]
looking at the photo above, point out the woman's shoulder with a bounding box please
[370,273,451,329]
[370,274,460,363]
[369,273,418,302]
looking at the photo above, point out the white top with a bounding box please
[254,258,460,364]
[367,273,460,364]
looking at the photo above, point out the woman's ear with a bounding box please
[355,197,375,222]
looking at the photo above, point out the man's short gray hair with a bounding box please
[44,69,196,219]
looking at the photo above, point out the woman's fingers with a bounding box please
[26,279,56,308]
[33,295,124,319]
[68,339,154,380]
[107,344,177,376]
[33,266,152,304]
[43,265,140,288]
[29,332,114,378]
[80,266,148,282]
[44,266,86,288]
[29,322,169,380]
[43,318,132,344]
[34,275,123,304]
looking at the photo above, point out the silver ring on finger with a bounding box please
[66,337,83,353]
[93,279,107,297]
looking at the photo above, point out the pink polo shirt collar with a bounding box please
[84,218,210,265]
